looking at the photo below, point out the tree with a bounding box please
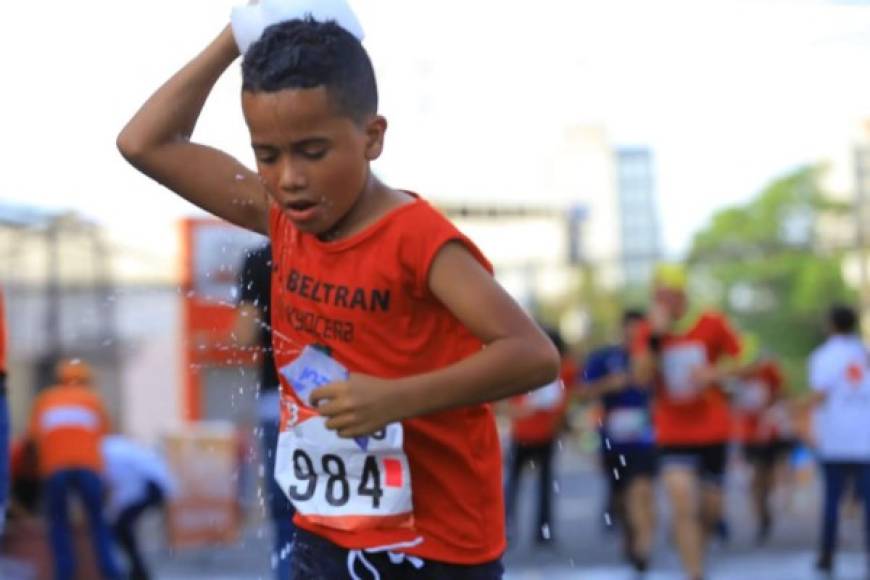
[688,165,854,389]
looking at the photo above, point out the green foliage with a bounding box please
[687,165,855,391]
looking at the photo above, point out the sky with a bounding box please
[2,0,870,268]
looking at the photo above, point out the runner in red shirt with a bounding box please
[117,10,559,579]
[633,264,743,580]
[732,355,792,543]
[504,327,575,546]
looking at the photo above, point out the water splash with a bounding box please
[540,524,551,540]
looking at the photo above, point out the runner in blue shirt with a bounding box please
[582,309,657,573]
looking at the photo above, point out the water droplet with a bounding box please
[612,468,620,481]
[540,524,551,539]
[604,512,612,526]
[619,454,626,467]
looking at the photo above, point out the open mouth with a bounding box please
[284,199,321,223]
[286,199,317,212]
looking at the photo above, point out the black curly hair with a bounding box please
[242,18,378,124]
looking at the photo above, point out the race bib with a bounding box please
[605,408,650,443]
[661,342,707,400]
[736,379,769,411]
[275,347,415,532]
[526,379,564,411]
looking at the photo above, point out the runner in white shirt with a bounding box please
[807,305,870,575]
[102,435,177,580]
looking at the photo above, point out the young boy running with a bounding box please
[117,10,559,580]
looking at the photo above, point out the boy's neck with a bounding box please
[318,175,413,242]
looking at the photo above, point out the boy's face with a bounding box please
[653,286,688,322]
[242,86,385,236]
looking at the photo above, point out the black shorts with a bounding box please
[291,527,504,580]
[603,447,658,490]
[659,443,727,486]
[743,440,795,467]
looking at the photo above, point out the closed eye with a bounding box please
[294,138,331,161]
[299,148,328,160]
[252,145,278,164]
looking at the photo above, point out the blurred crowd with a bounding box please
[503,263,870,580]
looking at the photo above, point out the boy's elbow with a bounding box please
[116,130,144,164]
[529,336,561,386]
[116,125,157,166]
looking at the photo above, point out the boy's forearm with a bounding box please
[391,336,559,420]
[118,27,239,155]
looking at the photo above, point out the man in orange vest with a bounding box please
[28,359,121,580]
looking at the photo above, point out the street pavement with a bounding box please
[148,440,868,579]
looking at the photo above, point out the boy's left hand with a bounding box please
[311,374,401,438]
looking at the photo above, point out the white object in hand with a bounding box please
[231,0,365,56]
[279,346,348,408]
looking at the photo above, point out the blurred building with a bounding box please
[819,120,870,328]
[851,122,870,329]
[0,205,121,431]
[436,128,660,345]
[550,126,623,288]
[616,147,661,288]
[0,204,247,443]
[443,205,586,311]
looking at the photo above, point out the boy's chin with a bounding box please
[287,216,335,238]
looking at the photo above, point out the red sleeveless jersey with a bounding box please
[634,311,742,446]
[268,195,506,564]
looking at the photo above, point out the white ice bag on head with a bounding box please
[231,0,365,56]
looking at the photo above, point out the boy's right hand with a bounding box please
[310,374,403,439]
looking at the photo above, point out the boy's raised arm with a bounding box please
[117,26,270,235]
